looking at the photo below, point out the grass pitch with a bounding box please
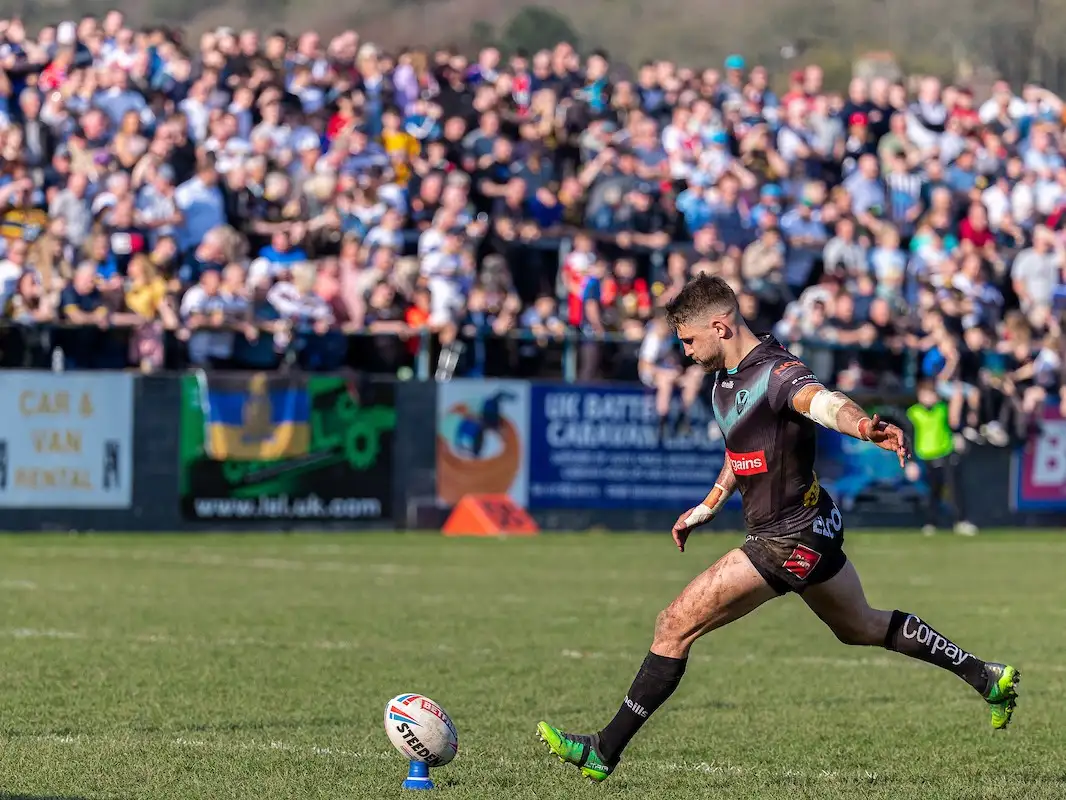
[0,530,1062,800]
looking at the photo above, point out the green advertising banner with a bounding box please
[179,373,396,522]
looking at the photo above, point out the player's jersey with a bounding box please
[711,335,836,537]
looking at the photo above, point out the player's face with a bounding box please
[675,320,725,373]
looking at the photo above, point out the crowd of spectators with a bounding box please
[0,13,1063,441]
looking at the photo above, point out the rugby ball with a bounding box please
[384,693,459,767]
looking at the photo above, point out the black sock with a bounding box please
[883,610,989,694]
[596,652,687,764]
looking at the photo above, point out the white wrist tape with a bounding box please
[807,389,849,432]
[683,504,714,528]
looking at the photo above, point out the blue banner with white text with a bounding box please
[527,384,737,510]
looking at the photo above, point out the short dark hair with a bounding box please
[664,273,738,328]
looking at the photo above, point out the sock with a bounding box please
[596,652,687,764]
[883,610,989,694]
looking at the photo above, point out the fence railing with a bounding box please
[0,320,917,387]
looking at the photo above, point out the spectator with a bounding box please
[906,378,978,536]
[58,263,109,369]
[0,16,1058,391]
[1012,225,1064,314]
[123,253,177,372]
[179,265,240,367]
[175,160,226,253]
[639,311,704,437]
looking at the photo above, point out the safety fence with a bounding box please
[0,322,915,388]
[0,370,1062,532]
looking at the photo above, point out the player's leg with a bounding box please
[537,548,779,780]
[921,457,946,535]
[674,365,704,434]
[945,455,977,535]
[653,367,679,436]
[802,560,1020,729]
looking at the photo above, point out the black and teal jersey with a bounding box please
[710,335,837,537]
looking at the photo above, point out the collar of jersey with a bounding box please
[726,334,779,376]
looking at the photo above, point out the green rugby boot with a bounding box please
[536,721,616,782]
[983,663,1021,730]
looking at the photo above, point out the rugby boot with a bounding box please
[536,721,616,782]
[983,663,1020,730]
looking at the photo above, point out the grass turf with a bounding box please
[0,530,1062,799]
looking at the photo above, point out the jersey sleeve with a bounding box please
[767,356,823,413]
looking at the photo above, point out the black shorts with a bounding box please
[741,507,848,595]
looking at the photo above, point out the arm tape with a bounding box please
[683,483,730,527]
[806,389,851,432]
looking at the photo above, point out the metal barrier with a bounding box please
[0,321,916,387]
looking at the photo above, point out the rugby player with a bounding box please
[537,274,1020,782]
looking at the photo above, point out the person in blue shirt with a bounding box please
[749,183,784,228]
[578,259,606,382]
[675,174,714,236]
[258,229,308,268]
[945,149,979,196]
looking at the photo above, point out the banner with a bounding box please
[526,384,735,510]
[436,379,530,507]
[180,374,396,521]
[0,371,133,508]
[1013,404,1066,511]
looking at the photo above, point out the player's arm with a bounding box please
[791,383,909,467]
[670,460,735,552]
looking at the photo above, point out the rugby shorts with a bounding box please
[741,505,848,595]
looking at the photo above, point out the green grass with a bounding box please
[0,531,1062,799]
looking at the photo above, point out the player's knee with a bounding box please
[653,605,685,647]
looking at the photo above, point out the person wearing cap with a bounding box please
[718,55,745,107]
[841,111,875,177]
[749,183,783,228]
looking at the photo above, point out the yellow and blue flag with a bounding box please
[198,372,311,461]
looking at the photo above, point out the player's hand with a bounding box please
[671,505,713,553]
[866,414,909,468]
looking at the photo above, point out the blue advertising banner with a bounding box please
[527,384,737,510]
[525,385,926,514]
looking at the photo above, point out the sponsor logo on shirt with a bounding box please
[782,544,821,580]
[735,390,750,412]
[773,359,803,375]
[720,380,734,388]
[726,448,767,475]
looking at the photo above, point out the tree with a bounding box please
[498,6,580,55]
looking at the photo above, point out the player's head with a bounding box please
[916,377,938,407]
[665,273,741,373]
